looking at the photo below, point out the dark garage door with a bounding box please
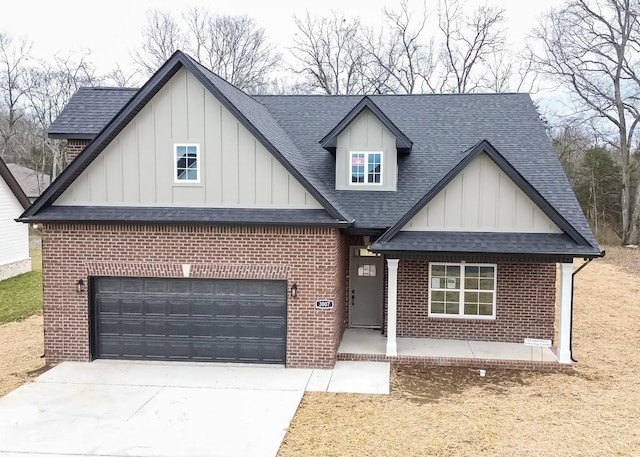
[92,277,287,364]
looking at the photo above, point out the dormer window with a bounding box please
[351,151,383,185]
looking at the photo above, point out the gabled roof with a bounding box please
[319,96,413,153]
[22,51,349,223]
[371,139,594,252]
[0,157,30,210]
[35,53,599,256]
[48,87,138,139]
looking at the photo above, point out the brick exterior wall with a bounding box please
[65,139,90,164]
[41,224,346,368]
[396,260,556,343]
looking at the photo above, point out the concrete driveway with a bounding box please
[0,361,314,457]
[0,360,390,457]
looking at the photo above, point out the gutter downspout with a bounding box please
[569,250,606,362]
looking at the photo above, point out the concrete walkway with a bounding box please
[0,360,389,457]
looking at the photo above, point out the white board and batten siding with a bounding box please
[56,68,322,209]
[335,108,398,191]
[0,177,30,277]
[403,153,562,233]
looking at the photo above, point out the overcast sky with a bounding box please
[1,0,567,116]
[2,0,558,72]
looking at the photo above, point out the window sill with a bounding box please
[427,315,496,322]
[172,182,203,188]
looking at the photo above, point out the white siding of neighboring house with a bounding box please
[56,68,322,209]
[335,108,398,191]
[403,152,562,233]
[0,176,29,277]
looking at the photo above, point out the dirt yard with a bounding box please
[0,248,638,455]
[278,249,640,457]
[0,315,44,397]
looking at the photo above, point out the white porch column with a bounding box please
[386,258,399,357]
[558,262,574,364]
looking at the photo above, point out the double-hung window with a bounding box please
[428,263,496,319]
[350,151,383,185]
[174,144,200,183]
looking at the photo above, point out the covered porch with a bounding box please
[337,328,561,370]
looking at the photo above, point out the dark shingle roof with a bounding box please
[48,87,138,139]
[369,231,600,257]
[6,163,50,199]
[36,51,599,256]
[30,206,345,226]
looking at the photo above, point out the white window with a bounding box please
[428,263,496,319]
[350,151,383,185]
[174,144,200,183]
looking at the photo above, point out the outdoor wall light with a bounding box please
[76,279,85,293]
[290,283,298,298]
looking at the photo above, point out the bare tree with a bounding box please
[133,8,279,93]
[132,10,183,76]
[438,0,506,93]
[0,33,31,161]
[532,0,640,244]
[361,0,438,94]
[104,64,140,87]
[290,11,369,95]
[24,52,99,178]
[182,9,280,93]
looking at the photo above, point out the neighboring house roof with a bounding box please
[48,87,138,139]
[0,157,30,210]
[6,163,50,199]
[26,50,599,257]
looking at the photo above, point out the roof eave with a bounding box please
[47,133,96,140]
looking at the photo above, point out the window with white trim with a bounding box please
[428,263,496,319]
[350,151,383,185]
[174,144,200,183]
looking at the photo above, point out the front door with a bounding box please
[349,247,384,328]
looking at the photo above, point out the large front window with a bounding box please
[174,144,200,182]
[350,151,382,185]
[428,263,496,319]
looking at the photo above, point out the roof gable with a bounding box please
[402,152,562,233]
[0,157,30,210]
[22,51,347,222]
[320,96,412,153]
[374,139,593,248]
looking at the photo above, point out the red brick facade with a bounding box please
[41,224,346,368]
[65,139,90,164]
[395,260,556,343]
[41,226,557,369]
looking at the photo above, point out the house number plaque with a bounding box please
[315,299,334,310]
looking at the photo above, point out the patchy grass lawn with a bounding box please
[278,248,640,457]
[0,241,42,325]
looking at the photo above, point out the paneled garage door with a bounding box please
[92,277,287,364]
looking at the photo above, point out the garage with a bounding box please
[91,277,287,364]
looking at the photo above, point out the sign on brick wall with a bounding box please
[315,299,334,310]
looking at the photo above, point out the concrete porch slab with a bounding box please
[337,329,559,366]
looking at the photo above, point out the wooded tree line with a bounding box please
[1,0,638,244]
